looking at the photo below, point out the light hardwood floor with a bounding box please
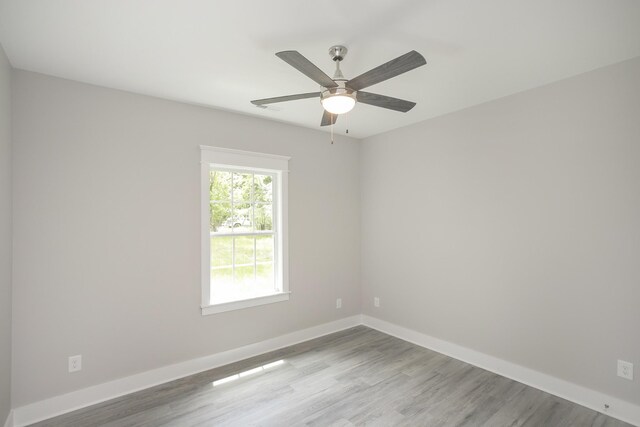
[31,326,632,426]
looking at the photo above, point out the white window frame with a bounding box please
[200,146,290,315]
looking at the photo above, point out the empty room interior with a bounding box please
[1,1,639,426]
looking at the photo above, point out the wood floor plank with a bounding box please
[30,326,634,427]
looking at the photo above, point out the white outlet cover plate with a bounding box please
[617,360,633,380]
[69,355,82,373]
[336,298,342,309]
[374,297,380,307]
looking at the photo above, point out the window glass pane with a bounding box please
[234,236,254,281]
[256,235,274,290]
[211,236,232,267]
[232,232,256,299]
[232,173,253,204]
[210,202,231,233]
[254,174,273,203]
[229,202,252,233]
[211,237,233,304]
[255,235,273,263]
[254,203,273,231]
[234,265,255,286]
[211,267,233,294]
[209,170,231,202]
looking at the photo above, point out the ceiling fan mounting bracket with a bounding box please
[329,45,348,62]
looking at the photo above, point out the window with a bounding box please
[201,146,289,315]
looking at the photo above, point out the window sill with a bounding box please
[201,292,291,315]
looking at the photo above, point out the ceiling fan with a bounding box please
[251,46,427,127]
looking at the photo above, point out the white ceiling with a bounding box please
[1,0,639,138]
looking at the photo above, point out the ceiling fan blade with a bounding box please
[320,110,338,126]
[251,92,320,106]
[356,91,416,113]
[346,51,426,91]
[276,51,338,88]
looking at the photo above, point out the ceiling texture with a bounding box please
[1,0,639,138]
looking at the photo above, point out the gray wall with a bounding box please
[0,44,12,423]
[361,57,640,405]
[11,71,361,406]
[9,55,640,411]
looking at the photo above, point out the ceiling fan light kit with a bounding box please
[321,85,357,115]
[251,45,426,128]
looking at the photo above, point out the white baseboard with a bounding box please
[3,410,13,427]
[361,315,640,427]
[11,315,362,427]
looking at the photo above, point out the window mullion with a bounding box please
[232,236,235,285]
[231,172,235,285]
[251,174,255,231]
[252,174,257,282]
[273,174,279,292]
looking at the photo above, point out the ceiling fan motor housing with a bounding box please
[321,82,355,100]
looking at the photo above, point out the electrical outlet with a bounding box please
[69,355,82,373]
[336,298,342,309]
[374,297,380,307]
[617,360,633,380]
